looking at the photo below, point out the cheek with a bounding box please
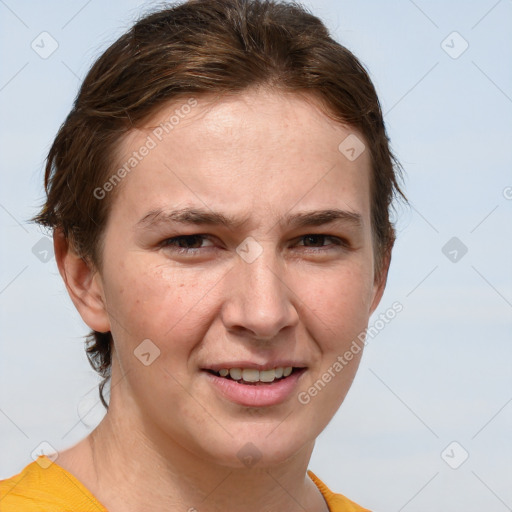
[296,262,375,349]
[102,258,224,355]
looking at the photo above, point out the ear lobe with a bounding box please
[54,229,111,333]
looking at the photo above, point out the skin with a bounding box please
[55,88,390,512]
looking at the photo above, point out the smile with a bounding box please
[209,366,295,383]
[203,367,307,407]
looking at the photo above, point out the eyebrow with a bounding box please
[136,207,363,231]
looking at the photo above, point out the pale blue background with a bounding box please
[1,1,511,511]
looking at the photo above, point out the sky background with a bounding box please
[0,1,511,511]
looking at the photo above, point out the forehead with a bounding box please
[109,89,372,226]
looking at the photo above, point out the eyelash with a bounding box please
[160,234,349,254]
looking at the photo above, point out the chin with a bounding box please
[191,421,317,470]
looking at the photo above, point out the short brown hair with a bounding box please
[34,0,406,407]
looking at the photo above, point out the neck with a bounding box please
[61,390,329,512]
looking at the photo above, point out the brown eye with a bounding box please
[297,235,346,249]
[302,235,327,247]
[176,235,204,248]
[161,235,213,251]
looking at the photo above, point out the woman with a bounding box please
[0,0,405,510]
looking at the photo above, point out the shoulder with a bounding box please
[308,470,371,512]
[0,456,106,512]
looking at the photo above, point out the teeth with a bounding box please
[259,369,276,382]
[217,366,297,383]
[229,368,242,380]
[242,369,260,382]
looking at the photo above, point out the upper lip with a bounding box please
[202,361,308,372]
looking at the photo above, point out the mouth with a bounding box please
[202,365,307,407]
[204,366,305,384]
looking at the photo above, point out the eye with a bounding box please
[160,234,214,252]
[295,234,348,249]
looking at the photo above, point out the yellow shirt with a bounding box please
[0,456,370,512]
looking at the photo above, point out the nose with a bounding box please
[220,247,299,340]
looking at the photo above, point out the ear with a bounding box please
[54,229,111,333]
[369,245,392,316]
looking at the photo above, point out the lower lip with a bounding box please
[203,370,306,407]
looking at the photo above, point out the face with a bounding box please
[87,89,387,467]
